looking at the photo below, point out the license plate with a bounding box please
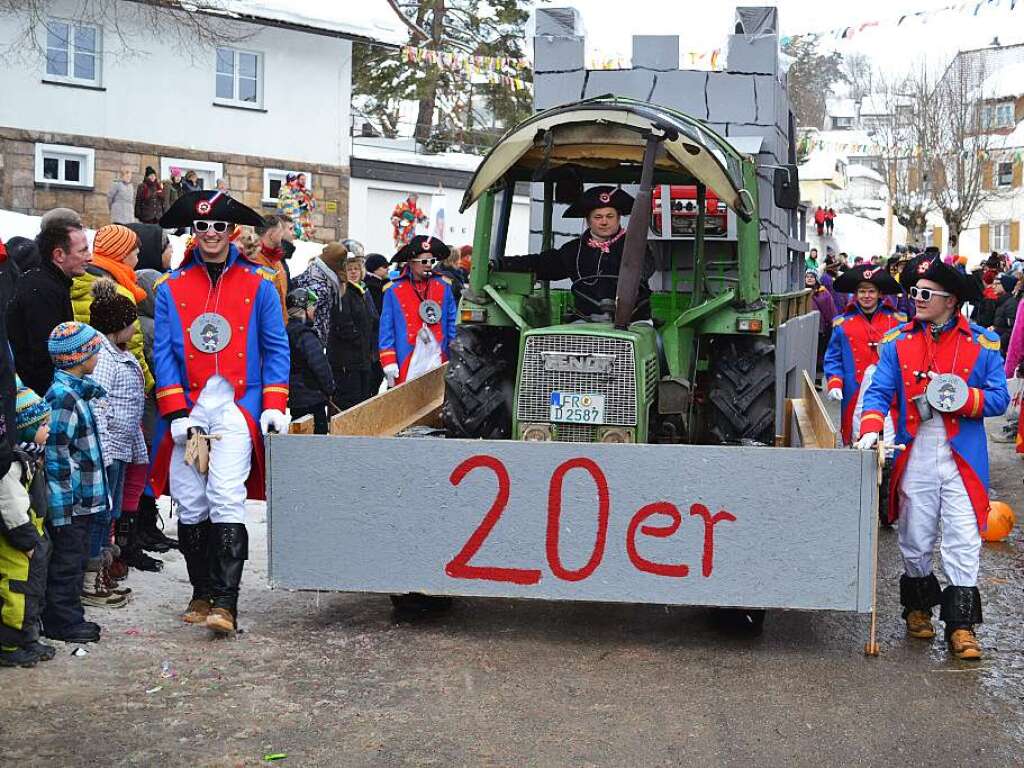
[549,392,605,424]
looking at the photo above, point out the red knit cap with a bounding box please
[93,224,139,263]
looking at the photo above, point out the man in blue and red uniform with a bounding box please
[856,255,1008,660]
[823,264,906,445]
[151,191,290,635]
[379,235,457,387]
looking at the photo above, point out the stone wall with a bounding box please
[532,7,806,294]
[0,126,350,241]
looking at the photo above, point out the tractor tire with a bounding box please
[706,337,776,445]
[442,326,516,440]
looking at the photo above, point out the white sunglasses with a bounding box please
[909,286,952,301]
[193,220,231,233]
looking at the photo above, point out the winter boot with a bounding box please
[81,567,128,608]
[179,519,213,623]
[941,586,983,660]
[136,494,177,552]
[101,566,132,602]
[117,515,163,572]
[25,640,57,662]
[900,573,941,640]
[0,645,39,668]
[206,523,248,635]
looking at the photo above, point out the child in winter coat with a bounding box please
[286,287,335,434]
[0,381,54,667]
[41,321,108,644]
[87,278,149,604]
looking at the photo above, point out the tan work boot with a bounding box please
[206,607,237,635]
[905,610,935,639]
[948,628,983,660]
[182,598,212,624]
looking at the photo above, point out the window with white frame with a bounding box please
[982,102,1015,130]
[262,169,313,204]
[998,161,1015,187]
[159,158,223,192]
[44,19,101,85]
[215,47,263,107]
[992,221,1011,251]
[34,143,94,187]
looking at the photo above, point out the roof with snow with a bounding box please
[982,62,1024,100]
[799,153,845,183]
[194,1,408,45]
[846,164,884,183]
[826,98,857,119]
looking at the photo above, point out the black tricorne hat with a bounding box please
[833,263,902,295]
[159,190,263,229]
[900,254,980,304]
[391,235,450,264]
[562,185,635,218]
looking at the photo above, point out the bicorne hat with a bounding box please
[391,235,450,264]
[899,254,980,304]
[159,190,264,229]
[562,185,635,218]
[832,263,902,295]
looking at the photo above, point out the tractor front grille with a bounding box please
[517,334,637,431]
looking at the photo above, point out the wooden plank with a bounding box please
[780,398,794,447]
[801,369,837,448]
[288,414,315,435]
[329,363,447,437]
[791,400,821,448]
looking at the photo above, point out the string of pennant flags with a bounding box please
[781,0,1021,46]
[402,45,531,90]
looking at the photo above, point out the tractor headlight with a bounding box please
[597,426,634,443]
[520,423,553,441]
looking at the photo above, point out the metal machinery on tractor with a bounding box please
[441,97,805,448]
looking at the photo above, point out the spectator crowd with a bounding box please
[0,199,470,666]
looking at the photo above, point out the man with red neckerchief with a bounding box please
[856,255,1008,660]
[379,235,457,387]
[823,263,906,445]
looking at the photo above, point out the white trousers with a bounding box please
[169,376,252,525]
[852,364,895,449]
[897,416,980,586]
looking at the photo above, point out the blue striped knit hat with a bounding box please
[48,321,102,370]
[15,383,51,442]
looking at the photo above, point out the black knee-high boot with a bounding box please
[207,523,248,633]
[178,520,212,622]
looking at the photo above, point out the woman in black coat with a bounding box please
[285,288,335,434]
[328,281,373,412]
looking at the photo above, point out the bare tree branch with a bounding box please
[385,0,428,41]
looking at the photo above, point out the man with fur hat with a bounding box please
[498,185,653,322]
[379,235,457,387]
[823,263,907,445]
[856,255,1009,660]
[151,190,290,635]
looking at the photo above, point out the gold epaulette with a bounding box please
[894,312,907,322]
[382,281,394,292]
[881,329,902,344]
[154,273,170,288]
[832,316,846,326]
[256,266,276,281]
[978,333,1000,351]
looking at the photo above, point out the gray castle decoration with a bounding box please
[530,6,807,295]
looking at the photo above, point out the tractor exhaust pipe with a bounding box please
[614,133,662,329]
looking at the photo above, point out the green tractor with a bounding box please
[442,97,807,447]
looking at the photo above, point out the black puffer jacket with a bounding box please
[328,285,373,373]
[287,318,334,409]
[6,259,74,396]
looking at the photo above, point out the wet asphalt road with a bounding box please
[1,416,1022,767]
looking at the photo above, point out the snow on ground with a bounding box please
[806,212,907,261]
[1,208,326,275]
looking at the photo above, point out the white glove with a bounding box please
[260,409,291,435]
[854,432,879,450]
[383,363,399,387]
[827,388,843,402]
[170,417,190,446]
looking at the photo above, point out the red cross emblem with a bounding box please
[599,192,611,204]
[422,240,431,251]
[917,261,929,274]
[863,268,877,279]
[195,199,212,216]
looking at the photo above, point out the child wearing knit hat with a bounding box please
[0,379,55,666]
[87,279,153,596]
[40,321,110,642]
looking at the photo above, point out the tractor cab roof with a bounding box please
[460,96,752,220]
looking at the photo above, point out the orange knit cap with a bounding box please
[92,224,139,262]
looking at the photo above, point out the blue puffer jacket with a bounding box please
[286,318,334,410]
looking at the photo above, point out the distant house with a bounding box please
[0,1,402,240]
[797,152,847,209]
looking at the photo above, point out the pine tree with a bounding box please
[782,38,847,129]
[353,0,534,154]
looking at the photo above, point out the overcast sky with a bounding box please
[544,0,1024,74]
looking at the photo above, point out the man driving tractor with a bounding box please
[498,186,653,322]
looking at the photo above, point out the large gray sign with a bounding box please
[267,437,878,613]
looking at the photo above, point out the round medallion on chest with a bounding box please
[189,312,232,354]
[926,373,969,413]
[419,299,442,325]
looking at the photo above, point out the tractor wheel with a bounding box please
[706,337,776,445]
[442,326,516,439]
